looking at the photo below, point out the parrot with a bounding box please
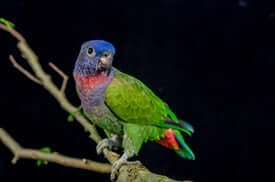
[73,40,195,180]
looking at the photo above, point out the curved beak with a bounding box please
[96,55,113,75]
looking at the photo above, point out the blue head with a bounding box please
[74,40,116,76]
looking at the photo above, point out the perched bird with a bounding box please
[73,40,195,180]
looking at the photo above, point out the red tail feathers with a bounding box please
[156,129,180,150]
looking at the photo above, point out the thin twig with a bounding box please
[0,128,111,173]
[0,24,26,42]
[49,62,69,93]
[9,55,42,85]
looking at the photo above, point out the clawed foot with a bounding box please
[110,152,142,181]
[96,135,121,155]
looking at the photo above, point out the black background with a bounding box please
[0,0,275,181]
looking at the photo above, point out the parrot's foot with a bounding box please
[96,135,121,155]
[110,152,142,181]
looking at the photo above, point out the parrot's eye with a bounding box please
[102,52,111,58]
[87,47,96,57]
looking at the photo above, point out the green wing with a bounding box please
[105,68,168,125]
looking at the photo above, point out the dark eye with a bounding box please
[87,47,95,57]
[103,52,110,58]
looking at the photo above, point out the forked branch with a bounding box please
[9,55,42,84]
[48,62,68,93]
[1,19,119,165]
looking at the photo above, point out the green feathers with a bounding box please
[123,123,165,156]
[105,68,167,125]
[156,108,194,136]
[173,130,195,160]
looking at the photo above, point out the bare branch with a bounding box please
[49,62,69,93]
[1,23,119,165]
[9,55,42,85]
[0,128,111,173]
[0,24,103,145]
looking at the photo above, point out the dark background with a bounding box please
[0,0,275,181]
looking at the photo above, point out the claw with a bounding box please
[96,135,121,155]
[96,138,109,154]
[110,152,142,181]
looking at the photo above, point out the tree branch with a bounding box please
[0,128,111,173]
[0,22,121,164]
[0,23,26,42]
[48,62,68,93]
[0,23,192,182]
[9,55,42,85]
[1,25,103,146]
[1,20,119,164]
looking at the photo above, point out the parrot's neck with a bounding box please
[73,68,114,109]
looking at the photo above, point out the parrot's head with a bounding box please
[74,40,116,76]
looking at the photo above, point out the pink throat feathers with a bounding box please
[74,72,112,94]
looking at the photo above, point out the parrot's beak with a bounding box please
[97,56,113,76]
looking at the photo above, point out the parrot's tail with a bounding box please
[156,129,195,160]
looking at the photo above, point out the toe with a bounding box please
[110,160,122,181]
[110,169,118,181]
[111,164,119,181]
[96,139,108,155]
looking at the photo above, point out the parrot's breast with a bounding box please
[74,73,112,94]
[74,71,114,109]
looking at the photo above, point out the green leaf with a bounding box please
[67,107,83,122]
[40,147,52,153]
[36,160,43,166]
[36,159,48,166]
[0,18,15,28]
[36,147,52,167]
[67,114,75,122]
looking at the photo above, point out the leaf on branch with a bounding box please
[40,147,52,153]
[36,147,52,166]
[67,114,75,122]
[0,18,15,28]
[36,159,48,166]
[67,107,83,123]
